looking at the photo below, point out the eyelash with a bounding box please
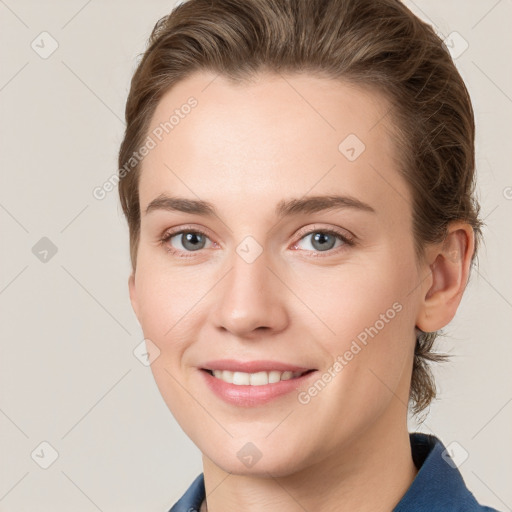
[159,225,355,259]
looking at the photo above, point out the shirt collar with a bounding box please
[394,433,494,511]
[169,433,497,512]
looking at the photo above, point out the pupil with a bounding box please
[183,232,204,251]
[313,232,335,251]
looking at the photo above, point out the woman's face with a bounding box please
[129,71,427,476]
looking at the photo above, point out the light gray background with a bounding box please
[0,0,511,510]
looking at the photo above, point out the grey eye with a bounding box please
[296,231,345,252]
[172,232,208,251]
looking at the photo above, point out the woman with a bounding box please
[117,0,501,510]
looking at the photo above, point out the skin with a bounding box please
[128,71,474,512]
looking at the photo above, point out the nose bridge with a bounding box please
[213,242,288,335]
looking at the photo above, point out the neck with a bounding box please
[201,405,418,512]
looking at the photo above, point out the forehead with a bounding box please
[138,70,409,218]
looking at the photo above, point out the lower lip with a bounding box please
[200,369,317,407]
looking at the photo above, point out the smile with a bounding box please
[204,369,311,386]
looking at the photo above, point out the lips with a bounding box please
[199,359,317,406]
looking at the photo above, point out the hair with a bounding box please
[118,0,482,417]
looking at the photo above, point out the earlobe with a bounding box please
[128,273,140,322]
[416,222,475,333]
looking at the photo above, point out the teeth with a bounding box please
[211,369,304,386]
[268,370,281,384]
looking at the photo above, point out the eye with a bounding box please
[160,228,214,256]
[292,227,354,254]
[159,225,354,258]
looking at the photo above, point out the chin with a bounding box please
[202,441,309,478]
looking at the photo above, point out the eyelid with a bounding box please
[161,224,216,241]
[294,223,355,245]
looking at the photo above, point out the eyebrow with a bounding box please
[144,193,376,217]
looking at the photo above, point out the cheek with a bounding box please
[133,272,199,410]
[134,253,208,338]
[295,255,414,338]
[134,263,206,419]
[294,256,417,395]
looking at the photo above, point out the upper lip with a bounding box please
[201,359,315,373]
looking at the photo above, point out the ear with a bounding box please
[128,273,140,323]
[415,222,475,333]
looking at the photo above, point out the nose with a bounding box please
[211,246,289,338]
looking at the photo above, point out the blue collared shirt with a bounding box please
[169,433,502,511]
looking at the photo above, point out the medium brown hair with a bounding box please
[118,0,482,416]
